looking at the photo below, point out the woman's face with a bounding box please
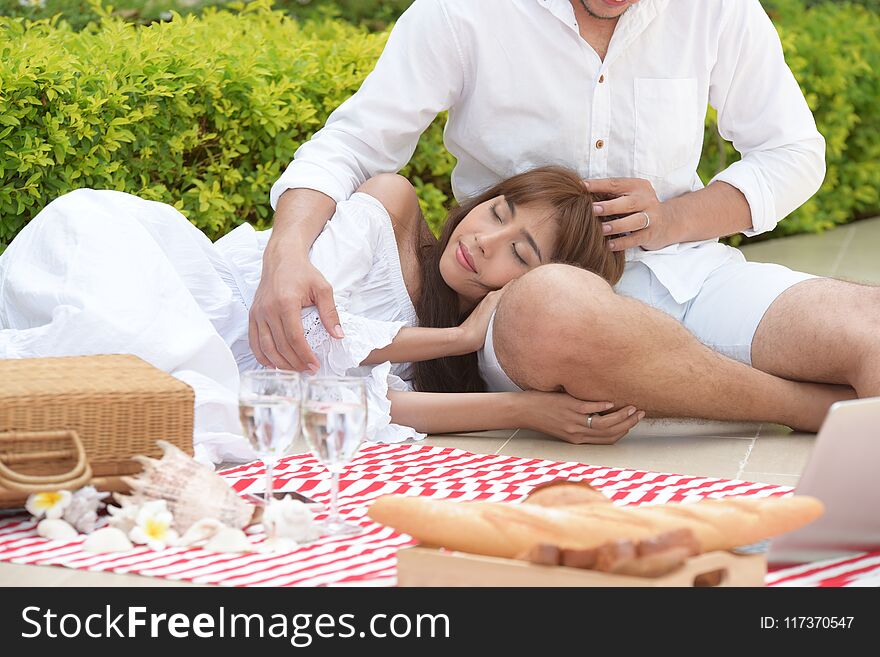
[439,195,558,307]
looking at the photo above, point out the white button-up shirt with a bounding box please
[271,0,825,303]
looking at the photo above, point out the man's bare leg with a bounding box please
[494,265,854,432]
[751,278,880,396]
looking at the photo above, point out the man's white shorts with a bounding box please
[478,251,818,392]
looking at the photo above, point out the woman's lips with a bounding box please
[456,242,477,273]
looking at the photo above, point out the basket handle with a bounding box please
[0,430,93,493]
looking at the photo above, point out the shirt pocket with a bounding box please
[633,78,699,179]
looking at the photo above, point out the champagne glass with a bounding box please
[301,376,367,537]
[239,370,302,538]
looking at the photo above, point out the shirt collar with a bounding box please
[536,0,670,61]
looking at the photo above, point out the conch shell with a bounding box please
[113,441,255,534]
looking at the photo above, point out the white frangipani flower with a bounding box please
[128,500,179,550]
[26,490,73,520]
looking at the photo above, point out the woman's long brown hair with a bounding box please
[412,165,625,393]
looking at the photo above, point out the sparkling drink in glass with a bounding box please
[239,370,302,536]
[301,376,367,536]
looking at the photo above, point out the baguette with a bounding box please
[521,529,701,577]
[523,480,611,507]
[367,494,824,559]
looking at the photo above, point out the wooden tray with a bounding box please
[397,547,767,587]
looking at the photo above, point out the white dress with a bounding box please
[0,189,425,464]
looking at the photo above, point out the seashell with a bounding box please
[83,527,134,553]
[204,527,253,553]
[262,496,321,543]
[113,440,255,534]
[63,486,111,533]
[37,518,79,540]
[106,503,140,534]
[175,518,226,547]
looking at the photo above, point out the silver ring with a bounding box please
[640,211,651,230]
[586,413,595,429]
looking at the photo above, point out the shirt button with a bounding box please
[595,139,605,149]
[599,74,605,83]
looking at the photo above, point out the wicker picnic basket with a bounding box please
[0,354,194,508]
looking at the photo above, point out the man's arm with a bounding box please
[595,0,825,250]
[706,0,825,238]
[270,0,466,208]
[251,0,466,370]
[653,180,752,245]
[249,188,338,372]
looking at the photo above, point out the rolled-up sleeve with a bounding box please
[270,0,466,209]
[708,0,826,237]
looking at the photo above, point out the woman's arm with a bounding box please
[388,390,523,434]
[361,326,470,365]
[388,390,644,444]
[360,287,504,365]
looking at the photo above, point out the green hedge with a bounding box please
[702,0,880,245]
[0,0,454,247]
[0,0,878,252]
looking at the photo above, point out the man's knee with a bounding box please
[492,264,614,390]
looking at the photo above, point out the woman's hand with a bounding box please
[517,390,645,445]
[457,286,507,354]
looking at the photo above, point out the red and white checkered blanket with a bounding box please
[0,444,877,586]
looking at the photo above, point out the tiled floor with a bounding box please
[1,217,878,587]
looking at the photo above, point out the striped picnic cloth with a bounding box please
[0,443,876,586]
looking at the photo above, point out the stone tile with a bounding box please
[497,429,752,479]
[738,471,802,488]
[422,432,514,455]
[0,562,204,587]
[740,432,816,477]
[740,216,880,284]
[837,217,880,283]
[838,218,880,284]
[430,428,518,439]
[740,225,851,277]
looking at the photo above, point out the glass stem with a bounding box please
[329,470,340,526]
[264,458,275,541]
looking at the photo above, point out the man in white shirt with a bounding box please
[250,0,879,436]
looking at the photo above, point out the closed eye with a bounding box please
[491,203,503,223]
[493,203,528,266]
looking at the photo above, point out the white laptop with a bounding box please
[767,397,880,566]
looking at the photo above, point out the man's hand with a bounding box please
[585,177,673,252]
[248,250,342,372]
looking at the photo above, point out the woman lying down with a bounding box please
[0,166,636,463]
[2,164,849,463]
